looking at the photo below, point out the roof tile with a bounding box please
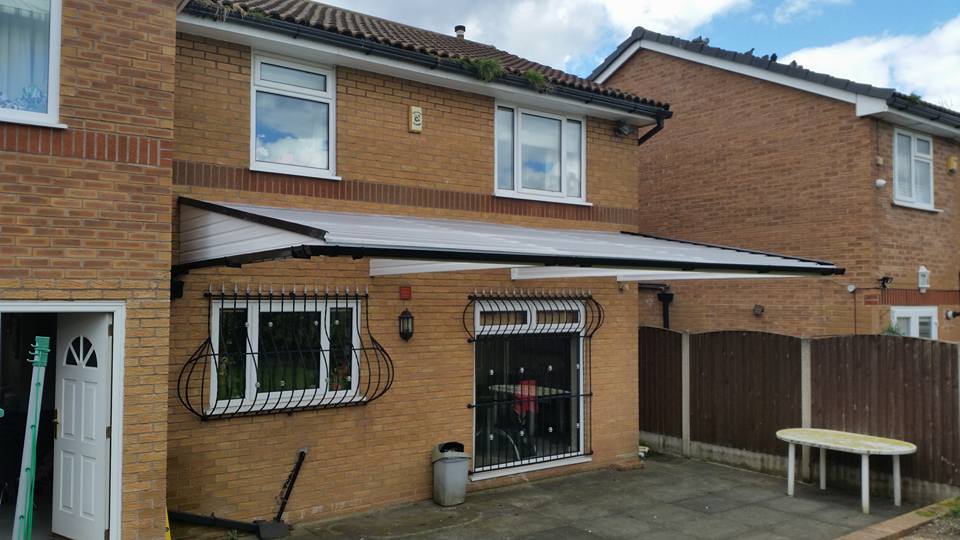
[189,0,668,110]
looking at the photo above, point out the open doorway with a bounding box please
[0,310,115,539]
[0,313,57,537]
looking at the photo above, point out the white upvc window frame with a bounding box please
[472,299,587,473]
[249,53,339,180]
[494,103,588,205]
[893,128,934,210]
[890,306,938,340]
[208,298,362,415]
[0,0,64,128]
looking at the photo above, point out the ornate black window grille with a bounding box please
[464,290,604,472]
[178,288,394,420]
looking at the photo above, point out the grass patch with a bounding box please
[459,58,506,82]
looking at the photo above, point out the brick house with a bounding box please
[0,2,843,538]
[591,27,960,341]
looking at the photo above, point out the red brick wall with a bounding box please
[607,49,960,339]
[0,1,176,538]
[167,33,648,531]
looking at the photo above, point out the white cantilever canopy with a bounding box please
[176,198,844,281]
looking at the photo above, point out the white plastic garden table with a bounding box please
[776,428,916,514]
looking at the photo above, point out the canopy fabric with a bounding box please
[176,198,844,279]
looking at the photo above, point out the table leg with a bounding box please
[818,447,826,490]
[893,455,901,507]
[861,454,870,514]
[787,443,795,497]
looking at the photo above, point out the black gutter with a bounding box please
[172,243,844,276]
[181,4,672,121]
[888,93,960,130]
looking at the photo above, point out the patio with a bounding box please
[291,455,915,539]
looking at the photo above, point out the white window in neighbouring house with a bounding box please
[251,54,337,179]
[893,129,933,209]
[210,298,361,413]
[496,105,586,203]
[0,0,62,126]
[890,306,938,339]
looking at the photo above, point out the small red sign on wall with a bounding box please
[399,286,412,300]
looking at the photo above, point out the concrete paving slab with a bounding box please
[286,455,919,540]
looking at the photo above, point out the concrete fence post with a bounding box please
[682,332,691,457]
[800,338,812,481]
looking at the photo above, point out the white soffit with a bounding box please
[176,198,843,281]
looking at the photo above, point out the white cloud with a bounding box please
[319,0,749,72]
[771,0,850,25]
[783,15,960,108]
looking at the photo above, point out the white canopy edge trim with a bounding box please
[510,266,807,282]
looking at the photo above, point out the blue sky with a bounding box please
[326,1,960,108]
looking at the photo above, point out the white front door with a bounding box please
[53,313,112,540]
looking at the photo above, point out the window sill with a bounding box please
[892,200,942,213]
[470,455,592,481]
[250,163,342,181]
[0,115,68,130]
[494,190,593,207]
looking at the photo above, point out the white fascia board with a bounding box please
[176,14,656,126]
[596,39,858,105]
[369,259,529,277]
[510,267,808,282]
[874,109,960,141]
[592,41,641,85]
[616,272,802,282]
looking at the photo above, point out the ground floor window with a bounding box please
[890,306,937,339]
[466,294,603,472]
[177,290,394,420]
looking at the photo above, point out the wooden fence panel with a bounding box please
[690,331,801,455]
[638,326,683,437]
[811,335,960,485]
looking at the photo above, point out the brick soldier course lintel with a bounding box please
[173,160,641,225]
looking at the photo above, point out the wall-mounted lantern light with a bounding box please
[398,309,414,341]
[753,304,765,317]
[918,265,930,293]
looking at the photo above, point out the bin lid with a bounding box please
[432,441,469,463]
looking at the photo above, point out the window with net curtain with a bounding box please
[0,0,52,114]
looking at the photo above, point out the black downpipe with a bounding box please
[636,117,664,146]
[656,291,674,329]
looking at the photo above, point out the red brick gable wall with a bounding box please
[606,48,960,338]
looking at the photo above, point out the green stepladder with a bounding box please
[12,336,51,540]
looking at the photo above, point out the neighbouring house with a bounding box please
[0,2,846,538]
[591,27,960,340]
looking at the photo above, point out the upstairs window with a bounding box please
[0,0,61,126]
[891,306,937,340]
[496,105,586,204]
[251,54,337,179]
[893,129,933,209]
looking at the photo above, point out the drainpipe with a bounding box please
[638,284,673,329]
[657,291,674,329]
[636,117,664,146]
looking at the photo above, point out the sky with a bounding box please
[322,0,960,109]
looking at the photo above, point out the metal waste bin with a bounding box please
[431,441,469,506]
